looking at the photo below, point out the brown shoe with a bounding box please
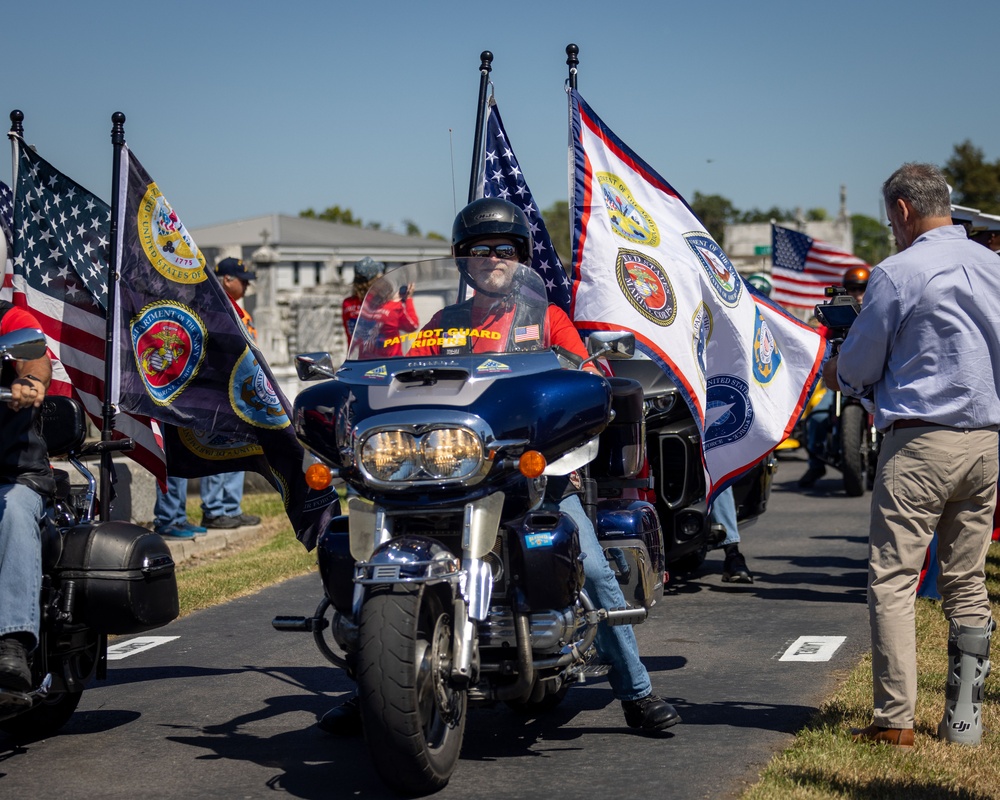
[850,723,914,749]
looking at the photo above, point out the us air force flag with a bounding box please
[569,90,825,499]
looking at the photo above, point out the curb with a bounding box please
[162,525,265,565]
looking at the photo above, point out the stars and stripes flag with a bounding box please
[112,145,338,549]
[480,99,573,313]
[770,224,869,309]
[8,135,166,481]
[569,90,825,499]
[1,179,13,301]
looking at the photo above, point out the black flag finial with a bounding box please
[479,51,493,74]
[9,109,24,136]
[111,111,126,146]
[566,44,579,90]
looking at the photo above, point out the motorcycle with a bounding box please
[0,328,179,741]
[601,353,776,575]
[274,259,665,794]
[811,290,881,496]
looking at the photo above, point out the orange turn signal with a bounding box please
[305,462,333,490]
[518,450,546,479]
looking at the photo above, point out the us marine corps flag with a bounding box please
[113,145,337,548]
[569,89,825,499]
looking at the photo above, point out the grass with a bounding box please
[744,541,1000,800]
[172,492,318,617]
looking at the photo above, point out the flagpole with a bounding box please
[565,45,579,269]
[466,50,493,204]
[99,111,127,521]
[9,111,23,190]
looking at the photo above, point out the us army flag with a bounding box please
[569,89,825,499]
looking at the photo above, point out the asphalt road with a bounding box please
[0,455,873,800]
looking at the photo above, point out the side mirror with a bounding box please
[586,331,636,361]
[0,328,47,362]
[295,352,338,381]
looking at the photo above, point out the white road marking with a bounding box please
[779,635,846,662]
[106,636,180,661]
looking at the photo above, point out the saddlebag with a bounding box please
[55,521,179,634]
[597,499,665,609]
[592,377,645,479]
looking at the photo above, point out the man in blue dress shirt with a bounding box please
[824,162,999,748]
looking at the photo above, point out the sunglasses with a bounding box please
[467,243,519,259]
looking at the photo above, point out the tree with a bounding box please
[299,205,363,226]
[805,208,828,222]
[689,192,737,244]
[944,141,1000,214]
[541,200,571,264]
[737,206,794,224]
[851,214,891,267]
[403,219,421,237]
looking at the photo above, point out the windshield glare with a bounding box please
[347,258,552,361]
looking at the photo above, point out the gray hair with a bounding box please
[882,162,952,218]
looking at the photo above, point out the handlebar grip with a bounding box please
[79,438,136,457]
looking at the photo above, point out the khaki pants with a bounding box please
[869,426,997,728]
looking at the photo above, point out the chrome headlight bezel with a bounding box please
[357,423,488,488]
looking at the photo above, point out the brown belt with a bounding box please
[890,419,937,430]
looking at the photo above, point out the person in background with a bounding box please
[799,266,869,489]
[710,487,752,583]
[826,162,999,748]
[153,477,206,539]
[342,257,384,346]
[199,258,261,530]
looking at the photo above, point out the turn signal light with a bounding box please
[518,450,546,478]
[305,463,333,490]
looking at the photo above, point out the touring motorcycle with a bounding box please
[0,328,179,741]
[275,259,665,794]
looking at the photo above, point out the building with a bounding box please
[190,214,452,395]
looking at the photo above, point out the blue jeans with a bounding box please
[153,476,189,530]
[0,483,45,646]
[560,494,652,701]
[200,472,245,518]
[709,486,739,547]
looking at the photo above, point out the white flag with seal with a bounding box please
[569,89,825,499]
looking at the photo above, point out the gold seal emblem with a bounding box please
[137,182,206,284]
[597,173,660,247]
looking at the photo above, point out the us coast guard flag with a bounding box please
[569,90,825,498]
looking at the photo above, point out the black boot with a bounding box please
[722,545,753,584]
[317,692,362,736]
[621,693,681,732]
[0,635,32,693]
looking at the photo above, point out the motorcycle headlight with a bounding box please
[361,430,421,481]
[421,428,482,479]
[360,427,484,484]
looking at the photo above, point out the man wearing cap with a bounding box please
[199,257,262,530]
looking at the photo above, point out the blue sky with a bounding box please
[4,0,996,240]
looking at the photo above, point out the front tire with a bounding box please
[357,584,465,795]
[840,403,868,497]
[0,689,82,742]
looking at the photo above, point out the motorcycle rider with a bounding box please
[798,266,870,488]
[0,301,54,697]
[319,198,681,735]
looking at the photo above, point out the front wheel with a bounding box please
[840,403,868,497]
[357,584,466,795]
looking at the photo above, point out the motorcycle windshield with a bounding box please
[347,258,552,361]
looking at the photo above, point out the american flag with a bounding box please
[481,100,573,313]
[10,136,166,482]
[1,179,13,301]
[771,224,869,310]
